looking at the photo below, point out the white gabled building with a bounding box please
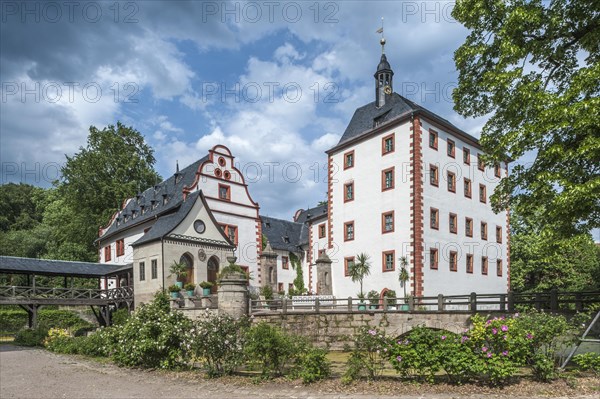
[97,42,509,306]
[324,40,509,299]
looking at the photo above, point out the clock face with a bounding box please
[193,220,206,234]
[384,85,392,95]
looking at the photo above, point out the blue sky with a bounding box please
[0,1,502,219]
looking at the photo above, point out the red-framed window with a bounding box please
[218,184,231,201]
[104,245,111,262]
[494,163,501,178]
[282,256,289,269]
[449,213,458,234]
[382,211,394,234]
[463,147,470,165]
[430,164,439,186]
[449,251,458,271]
[430,248,439,270]
[318,223,326,239]
[344,182,354,202]
[481,256,488,275]
[344,221,354,241]
[479,184,487,203]
[496,226,503,244]
[344,256,355,277]
[447,139,455,158]
[220,224,238,245]
[497,259,503,276]
[465,217,473,237]
[382,250,395,272]
[466,254,473,273]
[429,129,438,150]
[116,239,125,257]
[430,208,439,230]
[344,150,354,169]
[464,178,472,198]
[382,133,395,155]
[447,171,456,192]
[382,167,395,191]
[481,221,488,240]
[477,154,485,171]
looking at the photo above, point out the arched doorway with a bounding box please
[207,256,219,294]
[180,253,194,286]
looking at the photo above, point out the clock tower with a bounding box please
[375,37,394,108]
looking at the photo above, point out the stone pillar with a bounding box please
[217,274,248,318]
[316,253,333,295]
[259,242,278,291]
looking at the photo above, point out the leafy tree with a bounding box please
[452,0,600,234]
[509,207,600,292]
[55,122,161,259]
[0,183,48,232]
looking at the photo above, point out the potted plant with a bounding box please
[398,257,410,311]
[199,281,213,296]
[348,253,371,310]
[385,290,397,310]
[168,284,180,299]
[367,290,380,309]
[260,285,274,308]
[169,261,188,289]
[357,292,367,311]
[184,283,196,297]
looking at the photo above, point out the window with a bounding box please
[221,224,238,245]
[218,184,231,201]
[318,223,326,239]
[449,251,458,271]
[430,164,439,186]
[466,254,473,273]
[449,213,457,234]
[116,239,125,257]
[496,226,502,243]
[479,184,487,203]
[430,248,439,269]
[344,256,355,277]
[288,283,294,292]
[447,171,456,192]
[382,250,395,272]
[282,256,289,270]
[481,256,488,275]
[139,261,145,281]
[465,217,473,237]
[464,178,472,198]
[344,150,354,169]
[344,221,354,241]
[278,283,284,293]
[344,182,354,202]
[463,147,470,164]
[429,129,438,149]
[382,211,394,233]
[104,245,111,262]
[447,139,455,157]
[494,163,501,178]
[481,221,488,240]
[151,259,158,280]
[477,154,485,171]
[430,208,439,230]
[382,167,394,191]
[382,134,394,155]
[497,259,503,276]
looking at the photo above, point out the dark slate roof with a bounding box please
[294,204,328,224]
[330,93,480,152]
[0,256,132,277]
[260,216,304,252]
[97,156,208,243]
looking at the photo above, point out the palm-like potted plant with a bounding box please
[168,284,181,299]
[348,253,371,310]
[199,281,213,296]
[169,261,188,288]
[184,283,196,297]
[398,257,410,311]
[385,289,397,309]
[367,290,379,309]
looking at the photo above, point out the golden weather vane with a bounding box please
[376,17,385,54]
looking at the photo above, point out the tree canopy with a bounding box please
[452,0,600,235]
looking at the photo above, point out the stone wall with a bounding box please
[252,311,474,350]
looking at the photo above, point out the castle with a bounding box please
[98,42,509,305]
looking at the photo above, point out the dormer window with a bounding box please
[162,193,168,205]
[140,205,146,215]
[283,235,290,244]
[174,172,182,184]
[373,110,391,128]
[132,210,137,219]
[123,213,130,222]
[116,217,121,226]
[151,200,158,210]
[265,221,271,228]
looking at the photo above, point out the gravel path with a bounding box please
[1,345,597,399]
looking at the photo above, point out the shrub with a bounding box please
[111,293,192,369]
[296,346,331,384]
[14,327,48,347]
[244,322,304,378]
[389,326,444,382]
[0,310,28,332]
[37,309,94,333]
[343,326,390,382]
[44,328,72,352]
[111,308,130,326]
[574,353,600,374]
[199,281,213,289]
[184,312,249,377]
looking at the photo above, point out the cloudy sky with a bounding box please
[1,0,484,219]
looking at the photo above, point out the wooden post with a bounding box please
[347,297,352,312]
[32,274,36,296]
[550,288,558,312]
[28,305,38,328]
[408,296,415,312]
[437,294,444,312]
[508,291,515,312]
[470,292,477,313]
[535,293,542,310]
[315,298,320,313]
[500,294,506,312]
[575,292,583,312]
[383,297,388,312]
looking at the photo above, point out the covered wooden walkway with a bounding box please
[0,256,134,326]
